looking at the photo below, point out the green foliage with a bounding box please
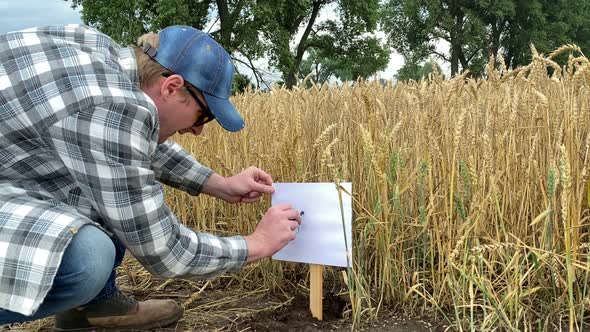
[70,0,388,88]
[70,0,266,73]
[453,193,467,221]
[459,160,471,203]
[340,0,380,30]
[395,61,422,82]
[380,0,590,76]
[395,57,441,81]
[299,21,390,85]
[320,20,390,81]
[231,72,254,94]
[70,0,210,45]
[547,167,556,199]
[256,0,389,88]
[70,0,590,85]
[299,48,336,85]
[381,0,488,76]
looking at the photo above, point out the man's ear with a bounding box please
[160,74,185,98]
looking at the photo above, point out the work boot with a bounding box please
[54,291,184,331]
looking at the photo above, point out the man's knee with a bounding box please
[58,226,116,304]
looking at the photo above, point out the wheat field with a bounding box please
[166,45,590,331]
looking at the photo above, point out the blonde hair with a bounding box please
[133,33,191,103]
[134,33,170,88]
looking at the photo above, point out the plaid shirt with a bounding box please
[0,25,247,316]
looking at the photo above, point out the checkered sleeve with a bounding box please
[46,102,248,278]
[151,141,213,196]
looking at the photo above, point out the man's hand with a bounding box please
[244,203,302,262]
[202,166,274,203]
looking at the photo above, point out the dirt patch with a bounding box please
[3,259,448,331]
[3,287,445,332]
[231,292,443,332]
[140,274,446,332]
[234,293,345,331]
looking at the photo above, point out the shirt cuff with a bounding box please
[226,235,249,272]
[184,166,214,196]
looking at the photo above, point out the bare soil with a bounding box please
[228,293,445,332]
[3,259,448,331]
[3,290,445,332]
[4,287,446,332]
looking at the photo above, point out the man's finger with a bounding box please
[240,196,261,203]
[285,209,301,224]
[288,220,299,231]
[247,192,262,198]
[240,192,262,203]
[254,169,274,187]
[252,182,274,194]
[273,203,293,210]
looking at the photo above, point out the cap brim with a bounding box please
[203,93,245,132]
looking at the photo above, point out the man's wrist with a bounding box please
[244,234,266,263]
[202,173,230,199]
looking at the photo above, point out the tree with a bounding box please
[70,0,389,89]
[254,0,390,88]
[319,20,390,82]
[380,0,487,77]
[395,57,442,81]
[69,0,268,88]
[298,48,336,85]
[232,72,255,94]
[477,0,590,69]
[298,22,390,86]
[69,0,210,45]
[380,0,590,77]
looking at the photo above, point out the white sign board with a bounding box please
[271,182,352,267]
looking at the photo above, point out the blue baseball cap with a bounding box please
[143,25,245,132]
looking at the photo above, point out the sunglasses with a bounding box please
[185,86,215,127]
[162,73,215,127]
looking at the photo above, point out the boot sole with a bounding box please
[53,307,184,332]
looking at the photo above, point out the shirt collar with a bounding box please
[119,47,139,85]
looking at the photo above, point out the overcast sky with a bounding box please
[0,0,405,81]
[0,0,82,33]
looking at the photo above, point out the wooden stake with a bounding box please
[310,264,323,320]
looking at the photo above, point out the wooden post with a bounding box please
[310,264,323,320]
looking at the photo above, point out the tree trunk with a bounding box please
[488,20,504,67]
[450,44,460,76]
[285,0,323,89]
[215,0,247,49]
[449,7,464,76]
[505,48,513,69]
[491,22,500,60]
[216,0,231,47]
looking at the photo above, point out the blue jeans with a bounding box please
[0,225,126,324]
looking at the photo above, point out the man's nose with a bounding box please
[183,125,203,136]
[192,125,204,136]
